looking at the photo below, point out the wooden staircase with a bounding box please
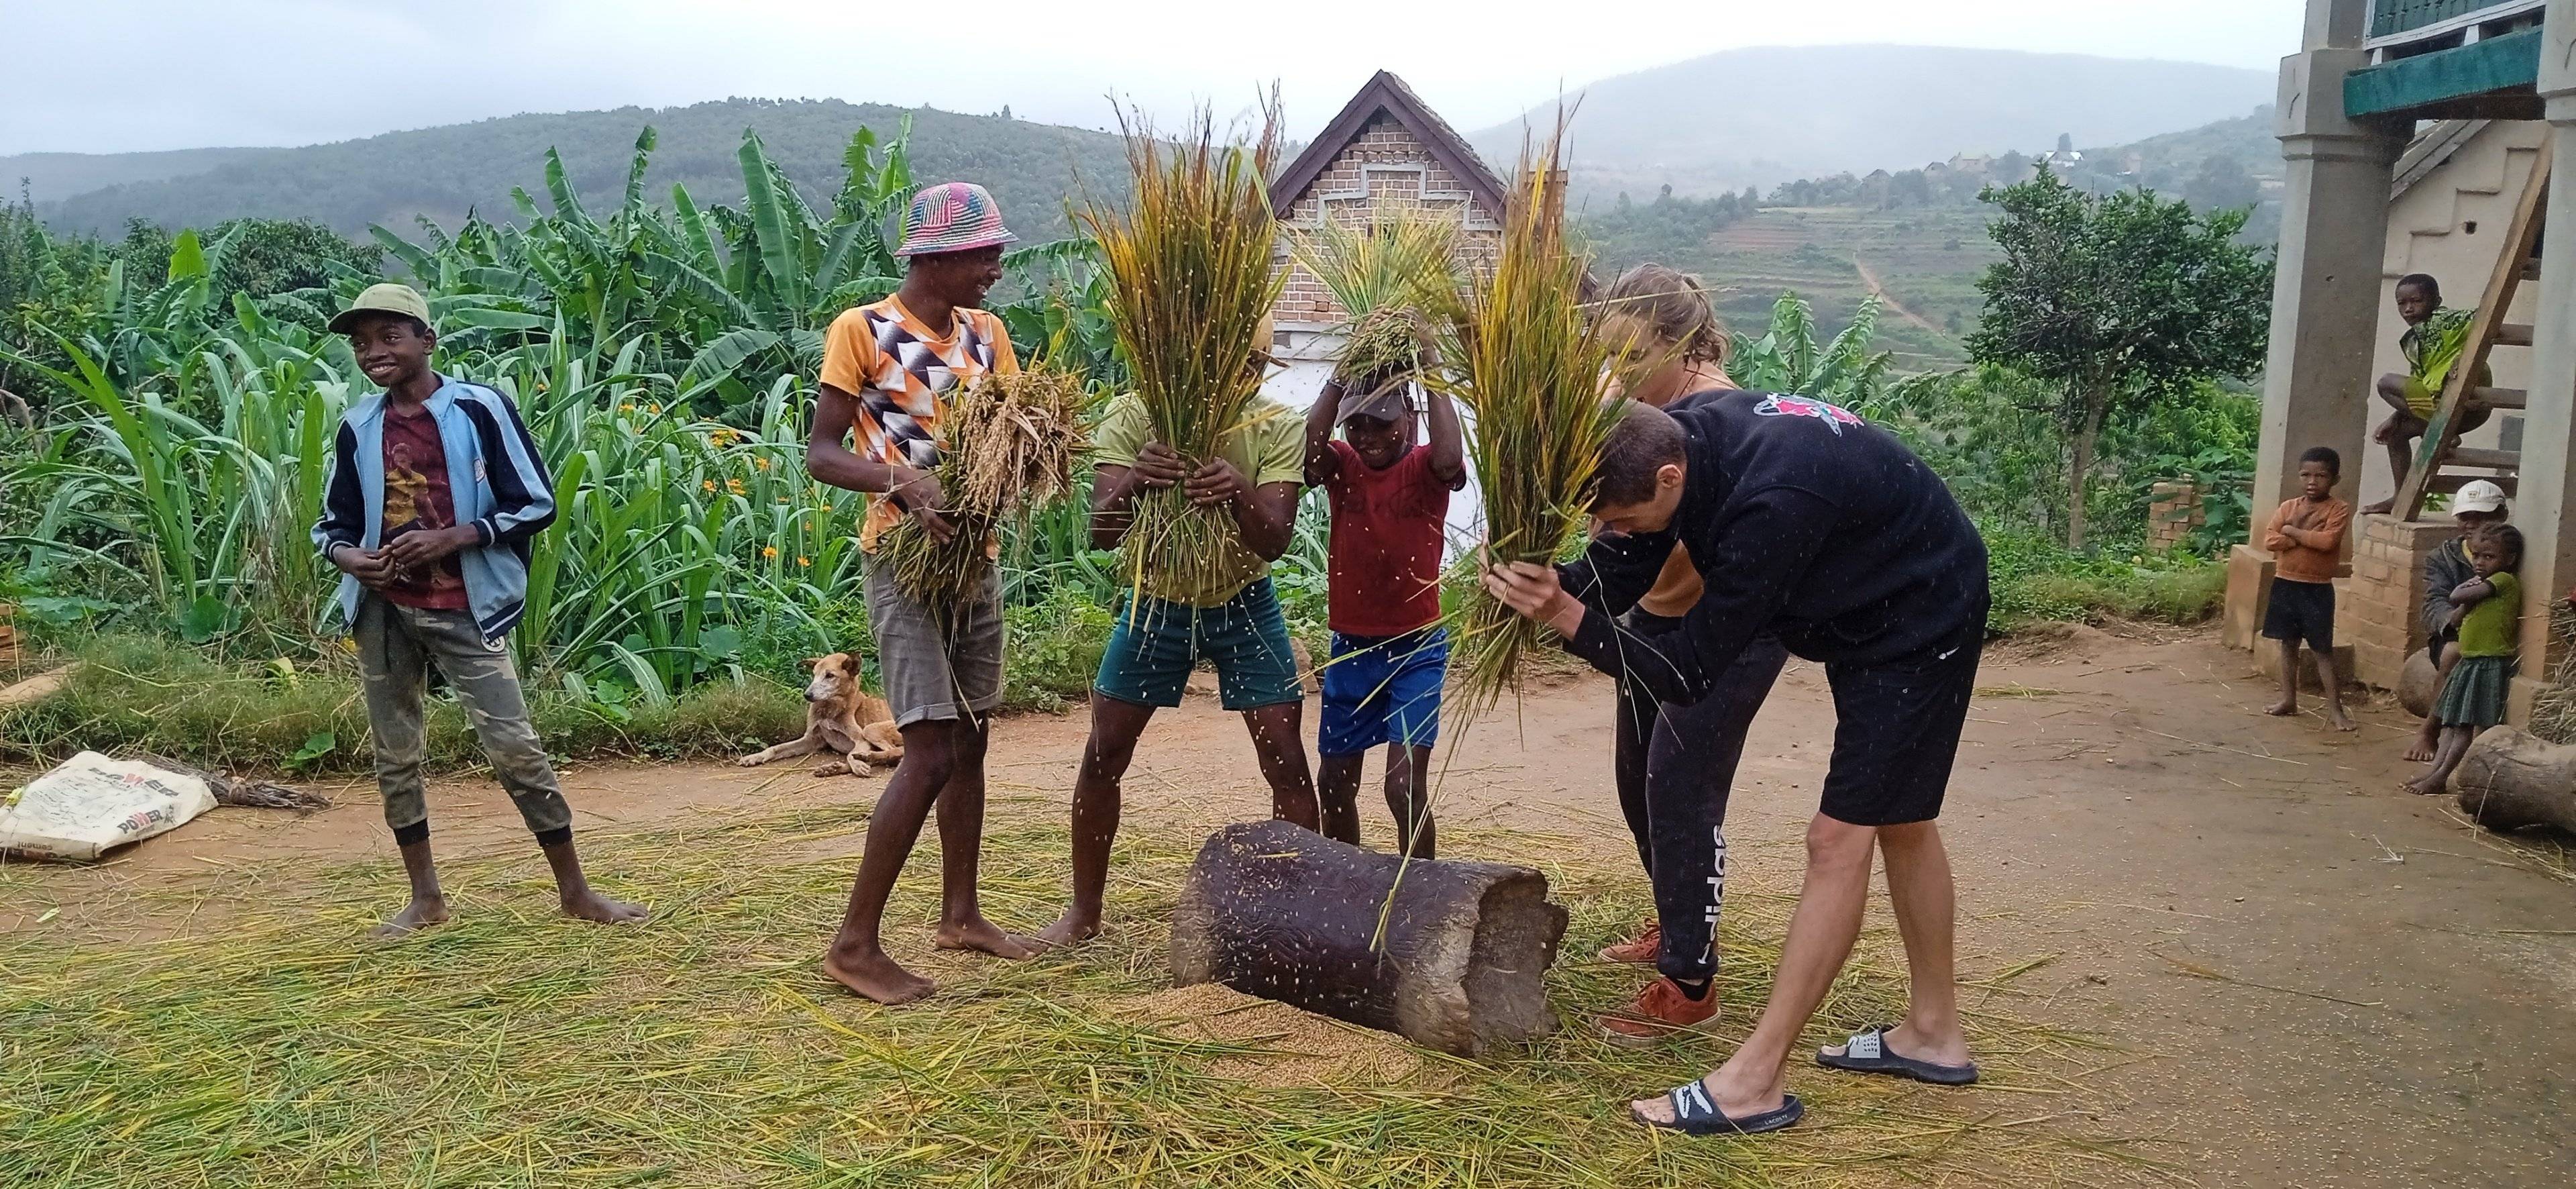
[2394,137,2551,519]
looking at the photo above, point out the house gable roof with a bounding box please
[1269,70,1513,220]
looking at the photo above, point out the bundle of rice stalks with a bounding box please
[873,367,1090,609]
[1079,100,1283,597]
[1435,132,1642,716]
[1285,209,1463,385]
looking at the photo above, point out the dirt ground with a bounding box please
[6,625,2573,1186]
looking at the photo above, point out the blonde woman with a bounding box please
[1585,264,1790,1046]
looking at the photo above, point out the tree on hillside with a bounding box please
[2185,154,2259,212]
[1968,168,2271,549]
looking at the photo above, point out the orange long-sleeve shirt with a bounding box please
[2263,496,2351,584]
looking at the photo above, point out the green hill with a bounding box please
[1481,44,2273,202]
[1577,104,2285,368]
[29,99,1130,242]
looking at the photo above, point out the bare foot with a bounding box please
[824,947,936,1004]
[1628,1066,1788,1127]
[371,897,451,939]
[2361,498,2395,517]
[935,917,1037,960]
[561,890,648,926]
[2404,721,2440,762]
[2326,707,2358,733]
[2265,699,2298,717]
[2403,773,2449,796]
[1022,910,1103,952]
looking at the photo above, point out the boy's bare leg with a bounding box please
[1823,820,1970,1068]
[2363,377,2421,515]
[2266,640,2301,716]
[823,719,963,1002]
[1030,696,1156,949]
[1385,743,1437,860]
[1318,753,1365,846]
[374,835,451,937]
[543,835,648,926]
[2312,648,2355,731]
[1243,701,1320,830]
[2407,725,2475,794]
[930,718,1032,959]
[2407,643,2462,761]
[1632,814,1876,1125]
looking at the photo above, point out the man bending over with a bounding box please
[1485,392,1988,1135]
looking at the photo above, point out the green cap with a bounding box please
[329,282,433,335]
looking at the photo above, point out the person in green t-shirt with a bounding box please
[1028,391,1319,949]
[2365,274,2491,515]
[2409,523,2522,796]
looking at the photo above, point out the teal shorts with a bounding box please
[1095,577,1304,711]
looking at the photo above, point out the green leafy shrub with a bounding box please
[1003,590,1112,713]
[0,634,812,774]
[1982,528,2224,631]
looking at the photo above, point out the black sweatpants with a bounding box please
[1611,617,1790,985]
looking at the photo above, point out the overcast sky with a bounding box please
[4,0,2305,156]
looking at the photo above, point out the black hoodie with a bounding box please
[1557,389,1988,705]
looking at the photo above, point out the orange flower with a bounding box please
[754,456,771,471]
[761,546,779,559]
[797,556,812,568]
[726,478,747,496]
[646,403,662,414]
[701,480,716,493]
[620,403,636,413]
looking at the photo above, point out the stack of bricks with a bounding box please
[2146,482,2202,553]
[2343,515,2459,690]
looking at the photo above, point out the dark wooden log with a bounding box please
[2452,726,2576,833]
[132,753,333,812]
[1169,819,1568,1056]
[2398,648,2440,720]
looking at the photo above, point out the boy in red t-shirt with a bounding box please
[1301,364,1467,858]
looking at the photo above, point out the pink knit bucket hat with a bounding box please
[894,182,1018,257]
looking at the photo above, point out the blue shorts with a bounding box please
[1095,577,1304,711]
[1319,627,1448,756]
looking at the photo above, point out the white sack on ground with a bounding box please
[0,752,216,861]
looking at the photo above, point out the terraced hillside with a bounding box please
[1592,205,2000,369]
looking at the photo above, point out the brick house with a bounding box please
[1265,70,1510,360]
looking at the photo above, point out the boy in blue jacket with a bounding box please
[313,283,645,937]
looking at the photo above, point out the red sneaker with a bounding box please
[1596,976,1719,1049]
[1599,918,1661,965]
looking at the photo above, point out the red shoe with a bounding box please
[1597,976,1719,1049]
[1599,918,1661,965]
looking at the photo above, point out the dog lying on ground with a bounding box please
[737,653,904,776]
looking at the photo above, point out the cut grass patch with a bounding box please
[0,805,2174,1187]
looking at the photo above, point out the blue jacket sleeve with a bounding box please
[464,389,557,547]
[311,420,366,554]
[1560,486,1837,705]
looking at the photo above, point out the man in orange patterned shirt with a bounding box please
[804,182,1032,1003]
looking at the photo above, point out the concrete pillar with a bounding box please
[2508,1,2576,719]
[2224,44,2408,650]
[2301,0,2368,51]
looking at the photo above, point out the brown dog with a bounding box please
[737,653,905,776]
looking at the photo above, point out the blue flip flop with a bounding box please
[1630,1080,1805,1136]
[1815,1025,1978,1086]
